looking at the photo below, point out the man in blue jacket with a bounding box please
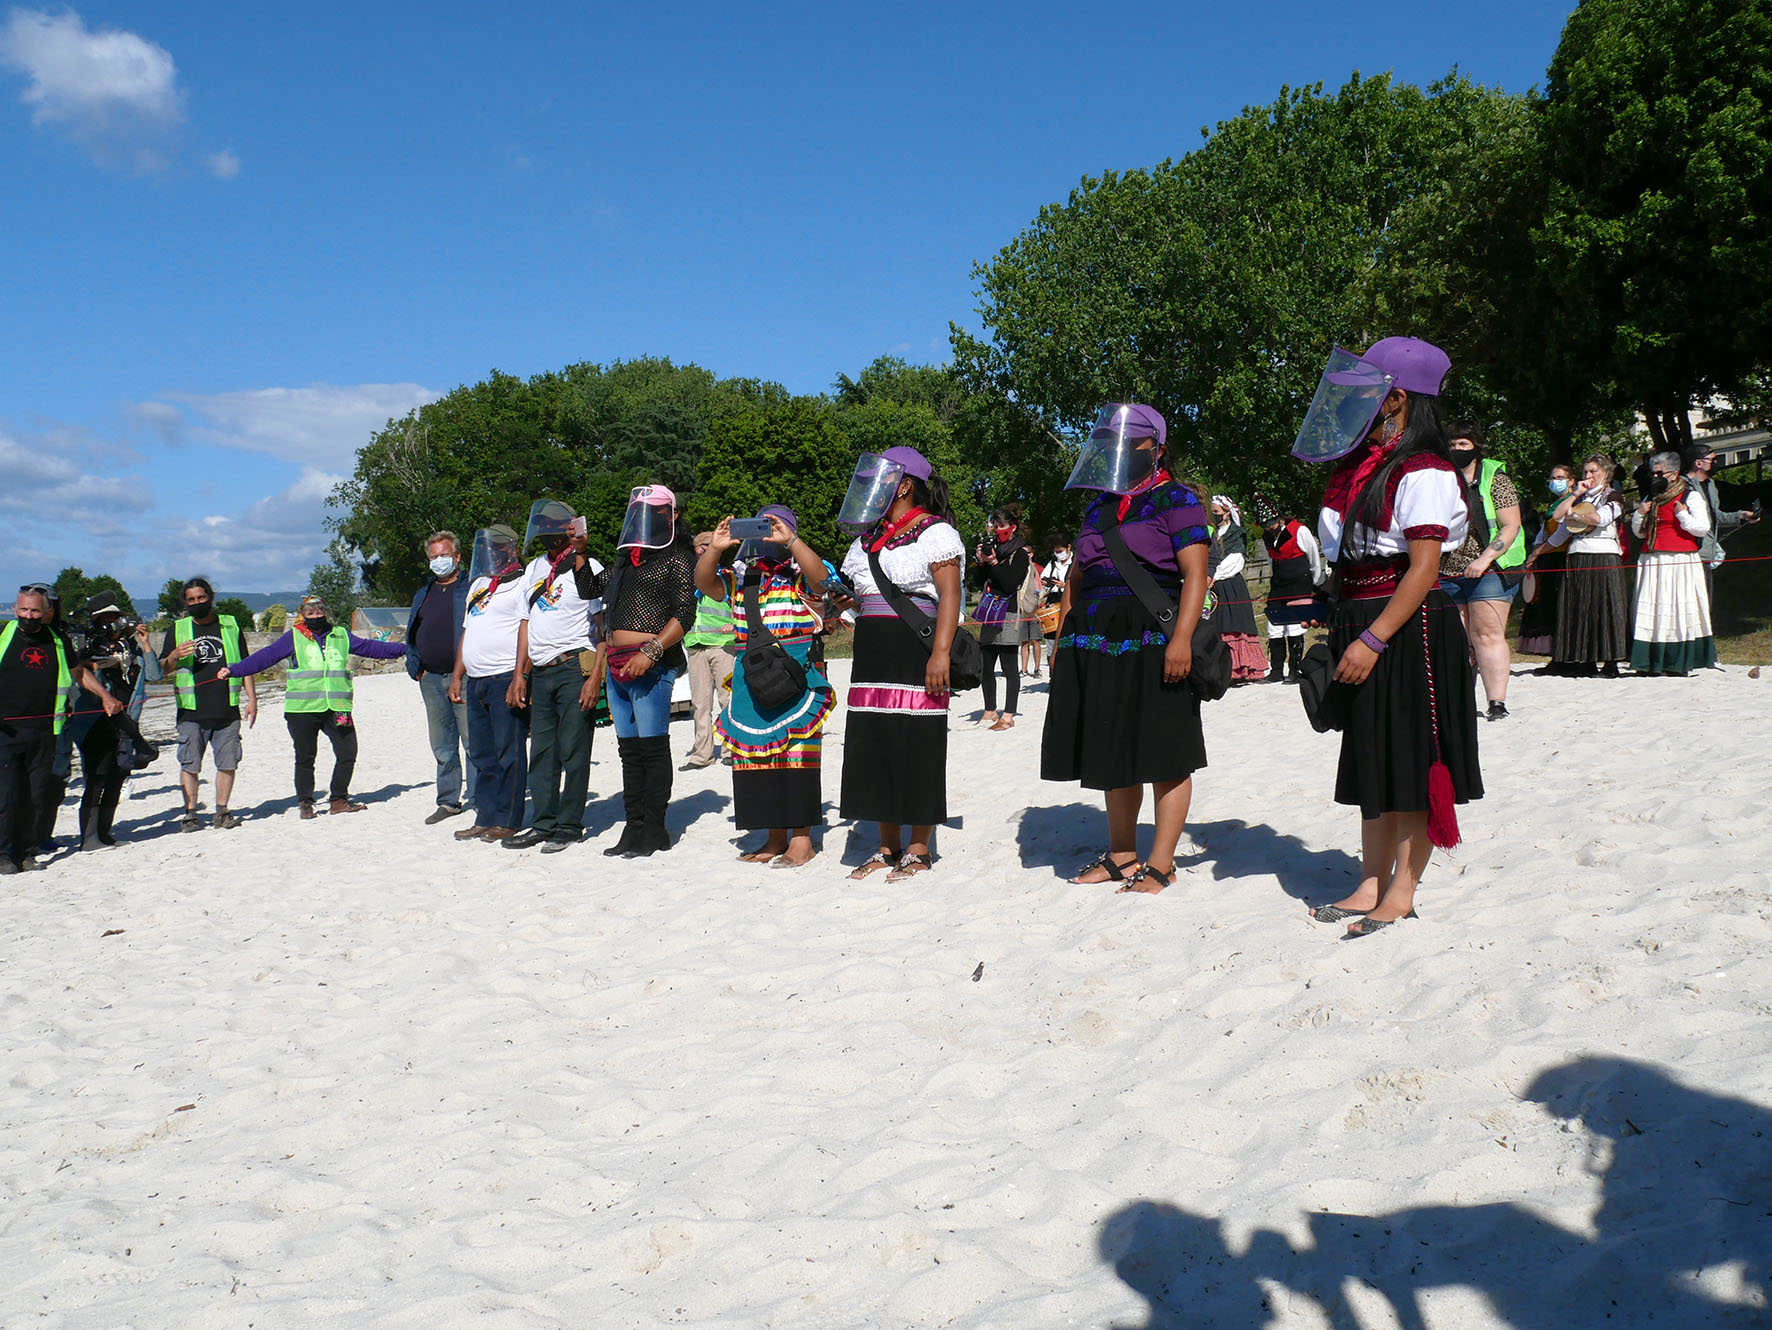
[407,530,474,822]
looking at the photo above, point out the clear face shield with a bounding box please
[836,453,907,532]
[467,529,523,586]
[524,499,577,556]
[1065,405,1162,495]
[617,487,676,550]
[1291,347,1394,463]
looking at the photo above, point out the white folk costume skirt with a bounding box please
[838,595,949,826]
[1630,551,1715,674]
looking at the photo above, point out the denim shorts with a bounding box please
[1438,571,1519,604]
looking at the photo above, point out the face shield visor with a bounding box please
[467,527,523,586]
[617,486,676,550]
[1065,405,1162,495]
[1290,347,1394,463]
[836,453,907,532]
[524,499,578,556]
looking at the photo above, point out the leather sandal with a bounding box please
[848,849,896,881]
[1070,852,1138,885]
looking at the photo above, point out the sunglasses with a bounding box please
[18,583,52,595]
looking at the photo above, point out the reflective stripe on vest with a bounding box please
[0,621,72,735]
[173,615,243,710]
[1478,459,1527,570]
[286,626,354,713]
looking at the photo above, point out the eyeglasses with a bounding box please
[18,583,51,595]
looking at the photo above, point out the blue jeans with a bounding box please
[464,672,528,828]
[608,665,679,739]
[419,671,476,808]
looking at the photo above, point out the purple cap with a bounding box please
[880,446,932,482]
[1331,337,1451,397]
[1101,403,1166,449]
[758,504,798,531]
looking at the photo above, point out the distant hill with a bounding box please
[128,590,307,615]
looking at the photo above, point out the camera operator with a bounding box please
[69,593,158,849]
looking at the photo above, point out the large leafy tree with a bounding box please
[51,567,135,617]
[954,73,1539,514]
[1534,0,1772,452]
[687,395,854,563]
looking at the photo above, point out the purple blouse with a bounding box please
[1074,481,1210,587]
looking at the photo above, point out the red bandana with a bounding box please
[868,506,930,553]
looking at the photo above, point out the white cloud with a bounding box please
[157,466,346,588]
[0,7,182,170]
[0,429,153,518]
[143,382,439,473]
[205,147,239,179]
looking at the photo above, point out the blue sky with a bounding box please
[1,1,1573,599]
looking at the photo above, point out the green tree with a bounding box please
[307,538,362,622]
[687,396,854,563]
[216,597,256,628]
[156,577,189,621]
[261,603,288,631]
[1533,0,1772,451]
[51,567,136,617]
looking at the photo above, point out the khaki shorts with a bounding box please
[176,719,242,774]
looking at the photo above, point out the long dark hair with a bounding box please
[909,472,957,527]
[1346,393,1455,552]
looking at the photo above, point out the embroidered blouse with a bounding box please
[1319,450,1469,562]
[1073,481,1210,588]
[842,518,966,600]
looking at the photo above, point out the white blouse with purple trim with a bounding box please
[1319,468,1468,562]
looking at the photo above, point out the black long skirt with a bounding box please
[1554,552,1629,665]
[838,613,949,826]
[1214,573,1261,636]
[1041,592,1208,791]
[1516,550,1563,652]
[1329,589,1482,820]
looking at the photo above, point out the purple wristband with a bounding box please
[1358,629,1388,654]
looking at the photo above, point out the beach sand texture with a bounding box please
[4,665,1768,1328]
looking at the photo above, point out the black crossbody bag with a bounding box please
[865,549,985,692]
[739,574,809,713]
[1099,512,1231,702]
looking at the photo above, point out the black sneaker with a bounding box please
[1486,700,1509,721]
[0,859,17,876]
[501,828,548,849]
[425,803,465,825]
[539,833,579,854]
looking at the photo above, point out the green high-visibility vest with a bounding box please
[0,621,72,735]
[1477,458,1527,570]
[286,626,354,713]
[684,591,736,648]
[174,615,242,710]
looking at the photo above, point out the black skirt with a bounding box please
[1041,591,1208,791]
[1329,589,1482,820]
[1516,549,1564,648]
[733,768,821,830]
[1554,552,1629,665]
[1213,573,1260,637]
[838,612,949,826]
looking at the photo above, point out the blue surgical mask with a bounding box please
[1548,478,1569,496]
[429,555,457,576]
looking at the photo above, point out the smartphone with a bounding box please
[729,517,773,540]
[569,516,587,538]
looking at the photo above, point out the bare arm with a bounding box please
[1334,537,1443,685]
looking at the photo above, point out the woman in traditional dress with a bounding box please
[1629,451,1715,676]
[1254,495,1328,682]
[1546,454,1629,677]
[1516,462,1574,659]
[1293,338,1482,937]
[1040,403,1211,894]
[836,447,966,882]
[973,503,1032,730]
[1208,496,1267,684]
[693,506,834,867]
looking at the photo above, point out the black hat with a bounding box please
[1253,495,1283,527]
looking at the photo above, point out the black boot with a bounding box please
[1284,634,1305,684]
[603,737,645,857]
[637,735,674,854]
[1266,637,1286,682]
[80,783,104,851]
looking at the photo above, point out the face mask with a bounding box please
[1548,478,1569,496]
[187,600,213,620]
[19,617,47,637]
[304,617,331,636]
[430,555,457,577]
[1449,447,1478,467]
[1649,474,1670,495]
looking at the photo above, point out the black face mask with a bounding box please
[1449,447,1478,468]
[18,618,48,637]
[304,617,331,636]
[187,600,213,621]
[1649,474,1670,496]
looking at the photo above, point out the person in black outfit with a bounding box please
[70,593,157,849]
[973,504,1031,730]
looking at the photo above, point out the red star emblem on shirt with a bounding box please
[20,646,48,668]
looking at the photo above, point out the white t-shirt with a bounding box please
[523,553,606,662]
[842,521,967,600]
[460,574,528,678]
[1319,467,1468,562]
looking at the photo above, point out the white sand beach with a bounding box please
[4,665,1769,1328]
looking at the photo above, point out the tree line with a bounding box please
[322,0,1771,602]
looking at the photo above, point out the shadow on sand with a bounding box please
[1098,1056,1770,1329]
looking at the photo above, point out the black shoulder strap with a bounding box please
[1099,510,1179,643]
[866,548,936,645]
[742,570,781,648]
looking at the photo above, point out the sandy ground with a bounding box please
[4,663,1769,1329]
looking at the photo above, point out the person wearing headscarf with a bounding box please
[223,594,407,817]
[695,505,836,867]
[1628,451,1715,676]
[1207,496,1267,684]
[835,446,966,882]
[1296,337,1482,938]
[1254,495,1328,682]
[1040,403,1212,894]
[601,484,696,856]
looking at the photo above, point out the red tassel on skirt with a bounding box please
[1426,759,1459,848]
